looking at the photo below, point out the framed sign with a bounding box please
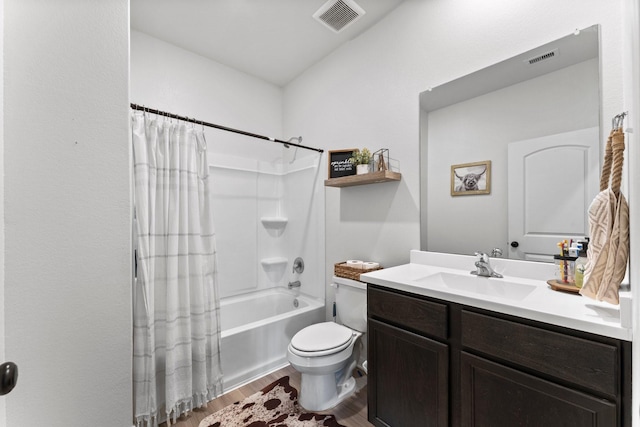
[328,149,357,179]
[451,160,491,196]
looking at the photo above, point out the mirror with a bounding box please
[419,25,601,261]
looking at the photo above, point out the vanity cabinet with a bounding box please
[367,284,631,427]
[367,286,449,427]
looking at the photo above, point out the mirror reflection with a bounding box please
[419,25,600,262]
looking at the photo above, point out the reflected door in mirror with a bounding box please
[507,127,599,261]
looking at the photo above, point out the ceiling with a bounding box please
[130,0,404,87]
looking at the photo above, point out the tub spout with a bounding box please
[288,280,301,289]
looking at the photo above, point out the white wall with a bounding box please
[0,0,5,424]
[425,59,599,255]
[283,0,624,320]
[3,1,131,426]
[131,31,284,162]
[131,31,325,302]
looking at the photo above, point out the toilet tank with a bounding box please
[334,276,367,332]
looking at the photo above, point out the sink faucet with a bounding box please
[471,252,503,278]
[288,280,301,289]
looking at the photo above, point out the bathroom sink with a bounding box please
[414,272,537,301]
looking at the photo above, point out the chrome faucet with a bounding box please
[288,280,301,289]
[490,247,503,258]
[471,252,503,278]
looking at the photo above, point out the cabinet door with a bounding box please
[461,352,617,427]
[368,318,448,427]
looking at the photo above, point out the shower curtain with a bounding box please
[131,112,223,426]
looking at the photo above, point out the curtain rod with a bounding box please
[130,103,323,153]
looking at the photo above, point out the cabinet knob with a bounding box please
[510,241,519,248]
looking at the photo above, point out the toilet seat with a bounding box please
[290,322,354,357]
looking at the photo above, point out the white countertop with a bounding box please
[361,250,632,341]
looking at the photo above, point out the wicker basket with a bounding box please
[334,262,383,281]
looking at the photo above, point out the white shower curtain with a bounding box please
[131,112,223,426]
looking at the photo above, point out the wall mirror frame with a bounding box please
[419,25,601,262]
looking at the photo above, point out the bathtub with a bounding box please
[219,287,325,391]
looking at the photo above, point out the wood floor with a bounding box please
[160,365,373,427]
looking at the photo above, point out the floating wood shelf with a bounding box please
[324,170,402,188]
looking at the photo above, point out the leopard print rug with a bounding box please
[198,376,346,427]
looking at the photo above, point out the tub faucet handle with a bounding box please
[292,257,304,274]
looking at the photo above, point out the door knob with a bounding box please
[0,362,18,395]
[510,241,519,248]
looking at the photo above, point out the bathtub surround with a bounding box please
[207,150,326,393]
[132,113,223,425]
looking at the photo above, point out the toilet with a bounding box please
[287,277,366,411]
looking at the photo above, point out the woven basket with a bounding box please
[334,262,383,281]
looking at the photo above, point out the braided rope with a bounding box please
[599,130,614,192]
[610,127,625,195]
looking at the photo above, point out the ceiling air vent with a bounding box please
[526,48,559,65]
[313,0,366,33]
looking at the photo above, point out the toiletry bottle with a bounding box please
[574,241,588,288]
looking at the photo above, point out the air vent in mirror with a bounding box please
[526,49,559,65]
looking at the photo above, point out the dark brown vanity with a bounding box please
[366,284,632,427]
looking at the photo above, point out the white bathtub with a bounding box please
[219,288,325,391]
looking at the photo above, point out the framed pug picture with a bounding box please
[451,160,491,196]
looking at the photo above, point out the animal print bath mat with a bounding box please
[198,376,346,427]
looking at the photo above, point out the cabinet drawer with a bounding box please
[461,310,619,397]
[368,286,448,340]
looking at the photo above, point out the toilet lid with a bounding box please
[291,322,353,353]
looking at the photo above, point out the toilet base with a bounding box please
[298,372,356,412]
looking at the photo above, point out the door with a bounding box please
[507,127,599,261]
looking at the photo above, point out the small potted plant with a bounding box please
[349,148,372,175]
